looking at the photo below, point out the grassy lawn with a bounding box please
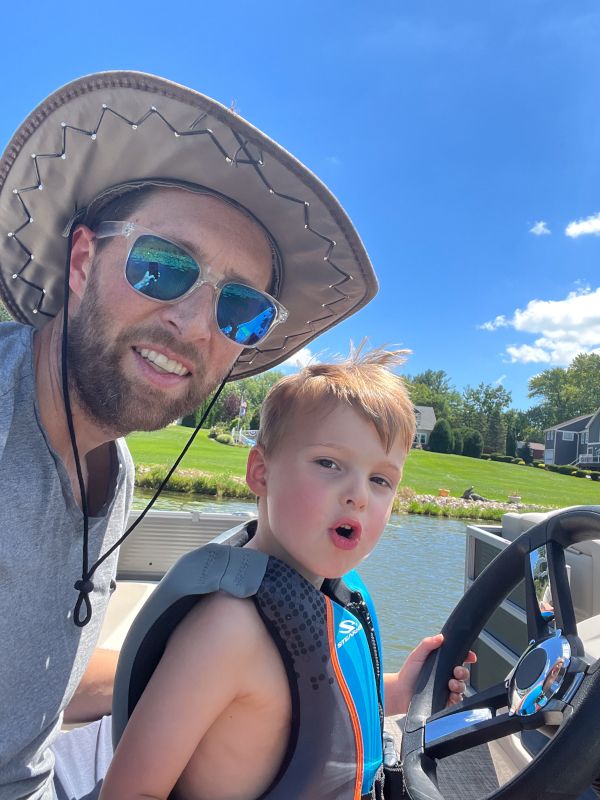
[127,427,248,476]
[127,426,599,508]
[403,450,598,507]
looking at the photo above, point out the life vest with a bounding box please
[113,522,386,799]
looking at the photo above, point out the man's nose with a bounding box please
[159,284,215,342]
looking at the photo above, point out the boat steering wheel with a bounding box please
[401,506,600,800]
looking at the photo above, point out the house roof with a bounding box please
[414,405,437,431]
[544,412,596,432]
[587,408,600,431]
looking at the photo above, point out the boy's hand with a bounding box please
[384,633,477,716]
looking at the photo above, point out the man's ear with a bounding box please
[68,225,96,300]
[246,446,268,498]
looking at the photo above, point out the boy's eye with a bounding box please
[371,476,392,489]
[316,458,339,470]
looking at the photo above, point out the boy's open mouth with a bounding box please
[336,524,355,539]
[330,519,362,545]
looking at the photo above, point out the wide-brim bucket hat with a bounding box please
[0,71,377,378]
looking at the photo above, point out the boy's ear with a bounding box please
[68,225,97,300]
[246,446,268,497]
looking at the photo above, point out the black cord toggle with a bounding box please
[74,578,95,594]
[73,578,94,627]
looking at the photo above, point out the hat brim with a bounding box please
[0,71,377,378]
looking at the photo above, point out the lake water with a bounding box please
[132,491,469,672]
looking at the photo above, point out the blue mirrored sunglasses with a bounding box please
[93,221,288,347]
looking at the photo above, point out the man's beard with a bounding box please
[67,276,227,435]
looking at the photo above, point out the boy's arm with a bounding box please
[383,634,476,716]
[99,594,262,800]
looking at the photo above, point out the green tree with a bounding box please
[407,371,463,428]
[463,429,484,459]
[195,369,284,429]
[248,407,261,430]
[461,383,511,447]
[527,354,600,427]
[568,353,600,416]
[528,367,575,426]
[411,369,453,395]
[0,301,11,322]
[428,419,454,454]
[487,408,507,454]
[517,441,534,464]
[506,427,517,458]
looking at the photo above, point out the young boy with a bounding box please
[101,348,473,800]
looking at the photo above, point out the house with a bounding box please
[544,409,600,468]
[516,441,545,460]
[413,406,436,447]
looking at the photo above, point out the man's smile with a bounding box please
[133,346,191,376]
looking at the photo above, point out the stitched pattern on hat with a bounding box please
[5,103,352,356]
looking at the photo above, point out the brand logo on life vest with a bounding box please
[337,618,361,649]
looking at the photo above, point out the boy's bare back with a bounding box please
[102,592,292,800]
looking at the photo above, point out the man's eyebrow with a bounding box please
[171,234,210,263]
[169,235,255,285]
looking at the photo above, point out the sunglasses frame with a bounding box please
[93,221,288,347]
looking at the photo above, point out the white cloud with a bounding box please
[565,212,600,238]
[325,155,342,167]
[282,347,318,370]
[529,220,551,236]
[505,345,553,364]
[478,315,508,331]
[494,374,507,385]
[482,286,600,365]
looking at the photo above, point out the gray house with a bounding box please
[544,409,600,468]
[414,406,437,447]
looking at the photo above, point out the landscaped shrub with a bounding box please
[428,419,454,454]
[536,463,546,469]
[135,465,254,499]
[574,470,589,478]
[207,429,218,439]
[215,433,234,445]
[590,472,600,481]
[464,429,484,458]
[490,454,515,464]
[557,465,576,476]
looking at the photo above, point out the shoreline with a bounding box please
[134,465,549,521]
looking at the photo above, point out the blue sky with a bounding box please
[2,1,599,409]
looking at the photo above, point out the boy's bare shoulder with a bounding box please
[168,591,267,663]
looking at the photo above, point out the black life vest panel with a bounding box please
[112,523,386,798]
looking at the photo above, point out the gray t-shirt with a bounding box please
[0,322,134,799]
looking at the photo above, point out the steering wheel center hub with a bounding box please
[514,648,547,690]
[508,630,571,716]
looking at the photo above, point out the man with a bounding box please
[0,72,377,799]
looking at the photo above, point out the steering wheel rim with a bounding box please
[401,505,600,800]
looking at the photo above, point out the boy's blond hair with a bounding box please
[256,345,416,456]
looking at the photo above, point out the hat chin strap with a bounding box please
[60,240,234,627]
